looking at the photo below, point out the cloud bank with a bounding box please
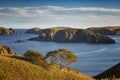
[0,6,120,28]
[1,6,120,17]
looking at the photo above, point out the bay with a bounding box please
[0,29,120,76]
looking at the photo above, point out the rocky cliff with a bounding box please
[87,26,120,35]
[0,27,15,35]
[29,27,115,44]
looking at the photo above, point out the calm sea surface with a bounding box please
[0,29,120,76]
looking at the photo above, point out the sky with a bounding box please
[0,0,120,29]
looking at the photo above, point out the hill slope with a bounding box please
[0,55,94,80]
[94,62,120,80]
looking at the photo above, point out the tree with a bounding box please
[45,48,77,69]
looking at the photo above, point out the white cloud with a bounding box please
[0,6,120,17]
[9,7,29,16]
[0,6,120,28]
[0,7,4,10]
[46,6,120,13]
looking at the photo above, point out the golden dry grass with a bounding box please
[0,55,94,80]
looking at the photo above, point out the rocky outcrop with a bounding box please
[87,26,120,35]
[25,27,41,34]
[0,27,15,35]
[29,27,116,44]
[15,40,25,43]
[0,45,14,55]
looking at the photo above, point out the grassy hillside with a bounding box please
[0,55,94,80]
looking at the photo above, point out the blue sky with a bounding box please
[0,0,120,29]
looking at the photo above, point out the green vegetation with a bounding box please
[45,48,77,69]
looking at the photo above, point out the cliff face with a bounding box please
[29,27,115,44]
[87,26,120,35]
[0,27,15,35]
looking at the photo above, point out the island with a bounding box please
[0,27,15,35]
[28,27,116,44]
[24,27,41,34]
[87,26,120,35]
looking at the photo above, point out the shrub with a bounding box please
[24,50,45,65]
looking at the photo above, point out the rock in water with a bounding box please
[15,40,25,43]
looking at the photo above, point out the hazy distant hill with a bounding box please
[0,27,15,35]
[87,26,120,35]
[25,27,41,34]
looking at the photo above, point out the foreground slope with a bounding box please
[0,55,94,80]
[0,45,94,80]
[94,62,120,80]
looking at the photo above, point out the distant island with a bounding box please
[87,26,120,35]
[26,27,116,44]
[24,27,41,34]
[0,27,15,35]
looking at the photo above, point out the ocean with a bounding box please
[0,29,120,76]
